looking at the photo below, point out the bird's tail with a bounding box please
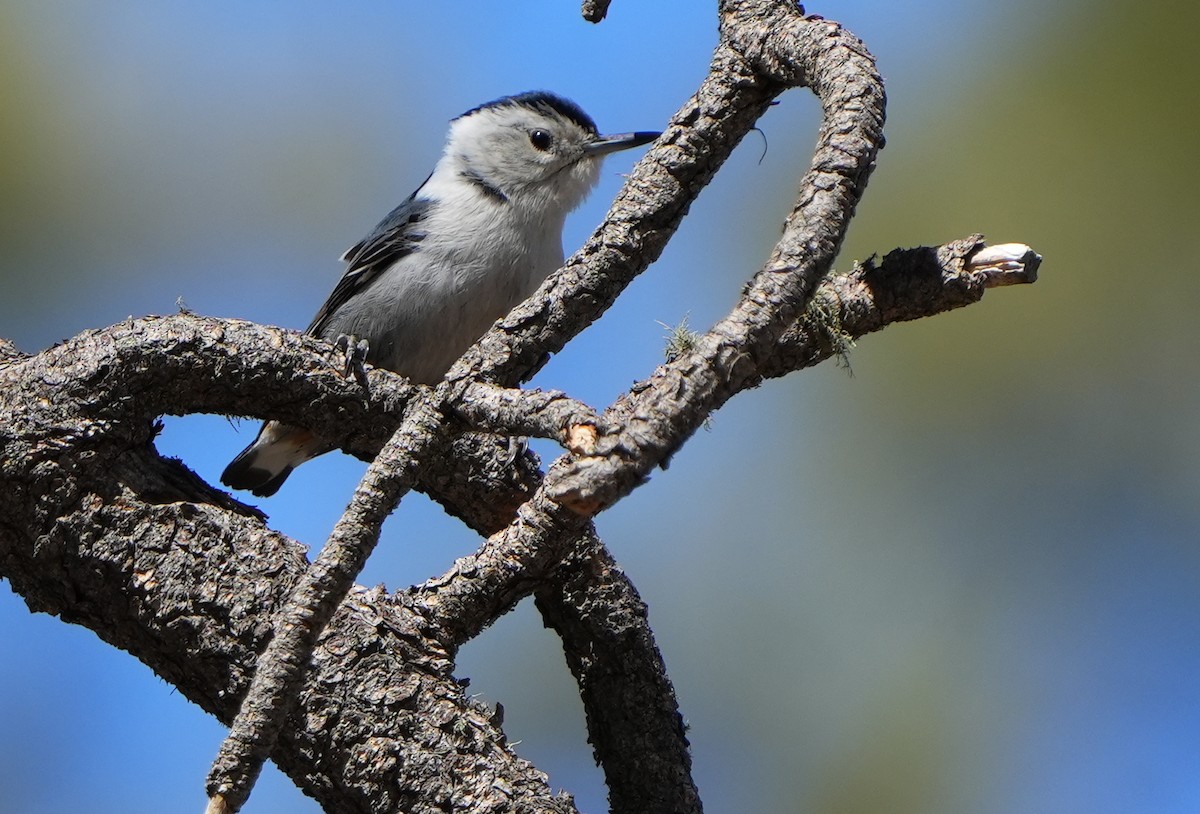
[221,420,329,497]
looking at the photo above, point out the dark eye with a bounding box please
[529,129,553,151]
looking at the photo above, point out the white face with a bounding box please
[445,104,603,212]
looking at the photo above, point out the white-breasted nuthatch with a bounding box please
[221,91,659,496]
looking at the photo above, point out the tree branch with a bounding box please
[0,439,572,813]
[581,0,612,23]
[762,237,1040,379]
[205,398,450,812]
[534,536,699,814]
[543,3,886,514]
[451,383,600,447]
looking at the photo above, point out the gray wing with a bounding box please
[306,176,432,337]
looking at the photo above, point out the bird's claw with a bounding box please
[334,334,371,390]
[505,436,528,467]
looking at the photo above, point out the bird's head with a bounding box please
[443,91,658,213]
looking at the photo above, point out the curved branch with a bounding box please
[546,1,887,513]
[546,234,1037,512]
[0,315,575,813]
[396,235,1040,625]
[534,537,699,814]
[8,314,414,450]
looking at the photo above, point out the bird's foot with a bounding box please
[505,435,528,467]
[333,334,371,391]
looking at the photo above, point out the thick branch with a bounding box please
[0,445,571,814]
[0,316,577,814]
[534,538,698,814]
[412,511,701,814]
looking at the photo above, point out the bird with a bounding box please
[221,91,659,496]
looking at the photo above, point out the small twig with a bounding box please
[581,0,612,23]
[451,382,600,451]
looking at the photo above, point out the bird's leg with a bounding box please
[333,334,371,390]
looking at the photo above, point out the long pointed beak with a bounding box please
[584,130,660,157]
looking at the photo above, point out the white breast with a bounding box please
[320,171,566,384]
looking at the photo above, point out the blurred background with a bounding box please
[2,0,1197,812]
